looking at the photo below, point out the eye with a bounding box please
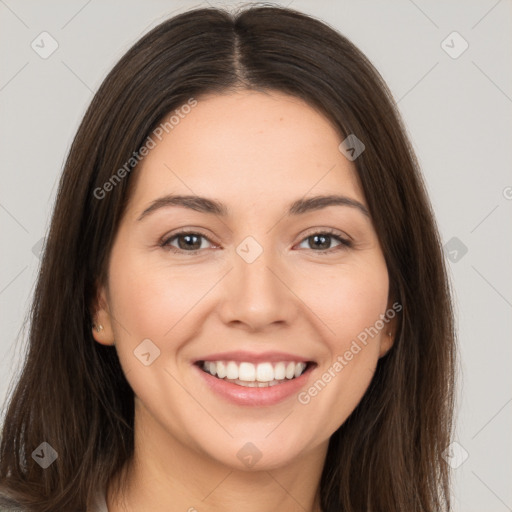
[296,230,352,254]
[160,230,215,254]
[160,228,352,255]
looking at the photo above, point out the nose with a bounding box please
[217,244,299,332]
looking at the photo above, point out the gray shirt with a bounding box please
[89,487,108,512]
[0,488,108,511]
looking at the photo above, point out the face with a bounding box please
[93,90,395,471]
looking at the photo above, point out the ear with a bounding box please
[378,299,400,358]
[90,281,115,346]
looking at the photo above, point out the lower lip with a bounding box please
[193,363,315,406]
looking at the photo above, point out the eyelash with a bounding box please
[159,228,352,255]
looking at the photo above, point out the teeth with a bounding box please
[207,361,216,376]
[256,362,274,382]
[285,362,295,379]
[239,362,256,381]
[274,362,286,380]
[219,378,285,388]
[226,361,238,380]
[216,361,226,379]
[200,360,308,383]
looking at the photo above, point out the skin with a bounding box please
[92,90,396,512]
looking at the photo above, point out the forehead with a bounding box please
[126,90,365,216]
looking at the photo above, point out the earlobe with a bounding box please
[91,283,115,346]
[379,298,400,357]
[379,330,394,358]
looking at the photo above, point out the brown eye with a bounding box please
[161,232,213,253]
[297,231,352,253]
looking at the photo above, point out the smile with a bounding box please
[198,360,310,387]
[193,357,316,406]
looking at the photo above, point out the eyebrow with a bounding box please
[136,193,370,221]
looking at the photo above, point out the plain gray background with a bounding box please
[0,1,511,510]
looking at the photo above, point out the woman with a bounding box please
[0,5,455,511]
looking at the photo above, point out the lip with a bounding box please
[192,360,316,406]
[193,350,313,364]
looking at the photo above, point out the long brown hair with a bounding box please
[0,5,455,511]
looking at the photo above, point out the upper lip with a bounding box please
[194,350,315,364]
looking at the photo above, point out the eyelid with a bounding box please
[298,226,352,243]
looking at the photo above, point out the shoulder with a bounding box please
[0,489,108,511]
[0,494,27,511]
[88,487,108,512]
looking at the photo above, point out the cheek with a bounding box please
[296,258,389,346]
[108,265,166,339]
[328,266,389,376]
[107,248,209,341]
[293,261,389,430]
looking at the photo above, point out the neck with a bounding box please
[107,401,327,512]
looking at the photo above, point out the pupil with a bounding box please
[179,234,200,250]
[311,234,330,250]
